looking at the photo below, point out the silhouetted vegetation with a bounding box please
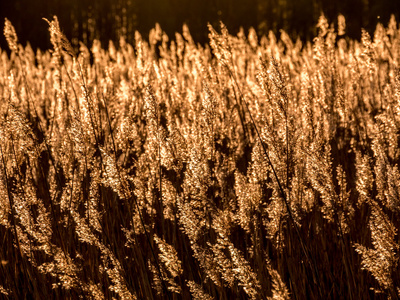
[1,0,399,51]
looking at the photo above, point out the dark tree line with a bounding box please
[1,0,399,51]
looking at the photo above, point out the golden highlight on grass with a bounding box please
[1,15,400,299]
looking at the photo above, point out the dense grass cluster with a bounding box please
[1,15,400,299]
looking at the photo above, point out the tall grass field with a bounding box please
[1,15,400,299]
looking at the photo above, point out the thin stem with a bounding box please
[225,59,323,298]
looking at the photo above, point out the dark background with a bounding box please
[1,0,399,51]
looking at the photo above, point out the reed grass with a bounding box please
[1,14,399,299]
